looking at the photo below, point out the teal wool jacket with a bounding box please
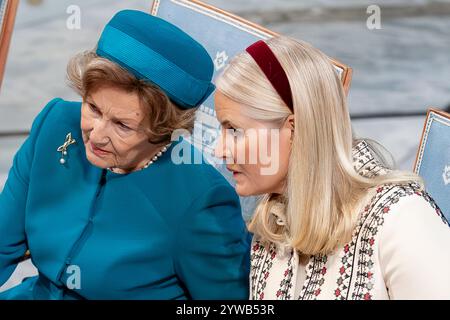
[0,98,251,299]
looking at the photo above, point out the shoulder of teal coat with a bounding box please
[131,137,242,229]
[27,98,82,143]
[30,98,65,130]
[171,175,250,299]
[176,139,230,182]
[157,138,238,203]
[26,98,82,164]
[25,98,74,156]
[39,98,82,130]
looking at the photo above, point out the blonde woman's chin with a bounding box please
[233,174,254,197]
[235,185,254,197]
[233,176,272,197]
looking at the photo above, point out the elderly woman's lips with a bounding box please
[90,143,111,156]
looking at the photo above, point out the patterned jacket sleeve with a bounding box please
[0,98,60,287]
[379,190,450,299]
[173,182,251,299]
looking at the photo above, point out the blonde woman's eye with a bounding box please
[231,128,245,138]
[221,126,244,139]
[226,127,237,135]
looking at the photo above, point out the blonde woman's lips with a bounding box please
[228,168,243,179]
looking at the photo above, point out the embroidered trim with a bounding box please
[414,189,449,226]
[352,185,411,300]
[297,254,328,300]
[250,241,277,300]
[276,250,294,300]
[352,141,388,178]
[334,182,446,300]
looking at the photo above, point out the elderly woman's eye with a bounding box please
[117,122,132,131]
[88,103,100,114]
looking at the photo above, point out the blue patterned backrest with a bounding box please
[414,108,450,221]
[151,0,351,220]
[0,1,6,26]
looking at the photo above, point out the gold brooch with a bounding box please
[57,133,76,165]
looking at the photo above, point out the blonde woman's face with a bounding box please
[81,86,156,173]
[214,91,292,196]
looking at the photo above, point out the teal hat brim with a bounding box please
[96,25,215,109]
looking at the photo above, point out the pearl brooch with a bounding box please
[57,133,76,165]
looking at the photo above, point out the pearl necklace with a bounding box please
[108,142,172,173]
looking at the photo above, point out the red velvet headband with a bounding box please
[246,40,293,111]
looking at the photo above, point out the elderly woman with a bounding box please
[214,36,450,299]
[0,10,250,300]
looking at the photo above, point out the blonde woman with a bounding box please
[214,36,450,300]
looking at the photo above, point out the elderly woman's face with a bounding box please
[81,86,153,172]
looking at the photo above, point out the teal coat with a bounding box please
[0,98,250,299]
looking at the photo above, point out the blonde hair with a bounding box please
[67,50,197,144]
[216,36,422,258]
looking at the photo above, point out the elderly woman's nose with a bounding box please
[89,120,110,144]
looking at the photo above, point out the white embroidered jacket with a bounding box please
[250,141,450,300]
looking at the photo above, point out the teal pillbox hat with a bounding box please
[96,10,215,109]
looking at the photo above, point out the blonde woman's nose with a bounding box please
[214,133,233,160]
[214,133,225,159]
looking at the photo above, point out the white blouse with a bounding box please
[249,141,450,300]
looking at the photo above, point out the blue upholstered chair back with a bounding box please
[415,108,450,222]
